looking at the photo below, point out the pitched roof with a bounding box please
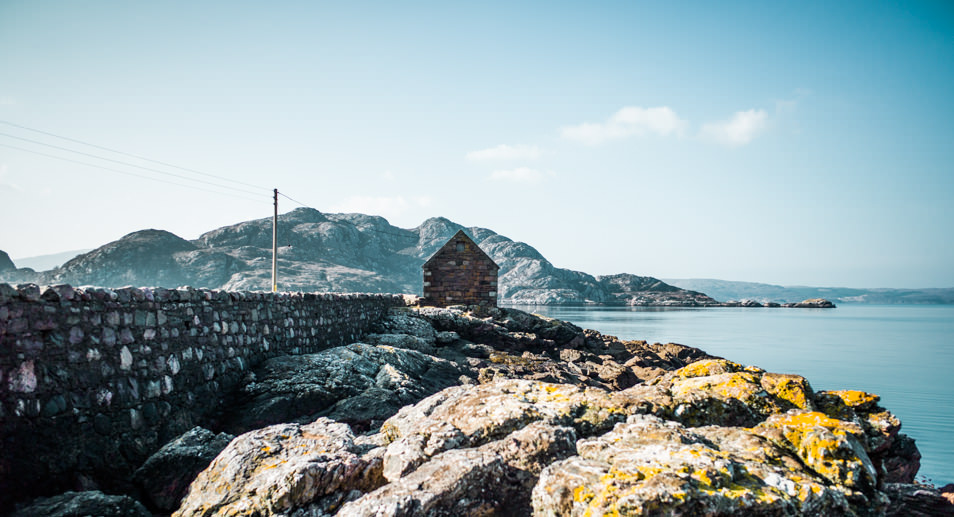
[422,230,498,269]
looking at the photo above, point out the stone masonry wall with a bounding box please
[422,234,498,309]
[0,283,405,510]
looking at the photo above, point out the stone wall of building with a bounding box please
[422,231,499,309]
[0,283,405,510]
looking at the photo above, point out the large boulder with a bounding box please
[815,389,920,484]
[883,483,954,516]
[378,379,642,482]
[338,422,577,516]
[531,414,863,516]
[639,358,817,427]
[222,343,472,434]
[173,418,386,517]
[133,426,235,512]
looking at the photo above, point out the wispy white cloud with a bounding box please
[329,195,432,218]
[381,170,396,181]
[489,167,553,184]
[700,109,769,146]
[466,144,542,161]
[561,106,687,145]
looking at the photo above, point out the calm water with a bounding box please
[509,304,954,486]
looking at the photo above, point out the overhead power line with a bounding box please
[0,142,267,204]
[0,120,419,242]
[0,131,265,197]
[0,119,271,191]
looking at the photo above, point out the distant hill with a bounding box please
[11,249,92,271]
[665,278,954,305]
[0,208,715,306]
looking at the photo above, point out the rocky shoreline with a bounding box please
[11,305,950,516]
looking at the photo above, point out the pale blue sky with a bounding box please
[1,1,952,288]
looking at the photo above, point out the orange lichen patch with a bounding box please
[760,373,814,410]
[822,390,880,411]
[672,359,745,379]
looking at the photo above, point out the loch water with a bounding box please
[508,304,954,486]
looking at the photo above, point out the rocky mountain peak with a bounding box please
[0,250,15,272]
[2,212,719,305]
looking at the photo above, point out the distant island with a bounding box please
[1,208,946,305]
[666,278,954,305]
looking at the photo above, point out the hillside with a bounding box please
[1,208,713,306]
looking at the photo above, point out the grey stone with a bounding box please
[11,490,150,517]
[133,426,235,512]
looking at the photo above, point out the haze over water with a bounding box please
[511,304,954,487]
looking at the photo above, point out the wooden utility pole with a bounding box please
[272,188,278,292]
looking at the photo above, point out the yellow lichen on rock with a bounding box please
[670,372,762,401]
[753,410,877,491]
[824,389,880,410]
[670,359,745,379]
[532,415,854,516]
[644,360,823,429]
[760,372,814,410]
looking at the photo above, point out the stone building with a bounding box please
[422,230,499,308]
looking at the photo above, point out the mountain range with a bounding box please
[4,209,950,305]
[0,208,718,306]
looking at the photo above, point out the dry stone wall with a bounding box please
[0,282,404,510]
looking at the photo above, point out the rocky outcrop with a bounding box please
[220,342,472,434]
[533,414,865,515]
[338,422,577,516]
[173,418,386,517]
[164,307,939,516]
[133,427,235,512]
[176,373,931,516]
[218,306,714,437]
[598,273,721,306]
[9,304,947,515]
[884,483,954,516]
[12,491,151,517]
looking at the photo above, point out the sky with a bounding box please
[1,1,952,288]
